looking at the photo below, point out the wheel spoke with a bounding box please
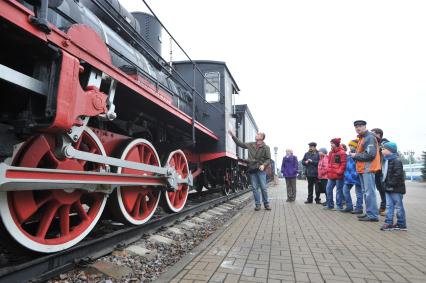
[174,190,181,206]
[74,201,89,221]
[145,151,152,165]
[169,192,176,206]
[139,146,145,164]
[36,202,60,239]
[59,205,71,236]
[132,194,143,218]
[74,137,83,150]
[141,196,149,213]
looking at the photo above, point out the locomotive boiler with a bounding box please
[0,0,260,253]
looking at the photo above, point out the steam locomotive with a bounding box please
[0,0,259,253]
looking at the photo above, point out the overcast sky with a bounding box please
[121,0,426,167]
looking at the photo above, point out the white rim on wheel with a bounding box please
[0,128,107,253]
[115,139,161,225]
[163,150,189,213]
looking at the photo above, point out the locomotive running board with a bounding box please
[0,164,190,193]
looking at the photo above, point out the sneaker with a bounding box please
[380,223,394,231]
[315,201,322,204]
[340,208,353,213]
[322,202,327,206]
[304,200,313,204]
[394,224,408,231]
[323,206,333,210]
[357,214,368,218]
[265,205,272,211]
[254,206,261,211]
[332,207,344,211]
[379,210,386,217]
[351,210,363,214]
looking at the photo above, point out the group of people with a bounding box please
[227,119,407,231]
[280,120,407,231]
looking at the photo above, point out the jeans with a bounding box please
[326,179,344,208]
[343,183,363,211]
[250,171,269,207]
[359,173,379,220]
[385,192,406,226]
[375,172,386,209]
[306,176,320,202]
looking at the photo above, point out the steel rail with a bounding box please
[0,189,250,283]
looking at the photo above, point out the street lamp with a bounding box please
[404,150,415,182]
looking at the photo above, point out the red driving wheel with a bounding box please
[109,139,161,225]
[162,150,189,213]
[0,128,107,253]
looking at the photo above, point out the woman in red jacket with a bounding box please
[324,138,347,210]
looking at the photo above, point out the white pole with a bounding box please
[410,151,414,182]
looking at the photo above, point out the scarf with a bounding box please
[384,153,398,161]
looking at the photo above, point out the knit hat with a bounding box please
[318,147,328,154]
[330,138,341,146]
[383,142,397,153]
[348,139,359,148]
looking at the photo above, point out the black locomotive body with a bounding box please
[0,0,264,253]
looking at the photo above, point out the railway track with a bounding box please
[0,189,251,283]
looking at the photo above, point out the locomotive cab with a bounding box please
[173,61,249,194]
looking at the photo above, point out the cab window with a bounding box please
[204,72,220,103]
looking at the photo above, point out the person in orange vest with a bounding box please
[350,120,380,222]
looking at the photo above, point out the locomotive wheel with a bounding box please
[109,139,161,225]
[222,170,232,196]
[0,128,107,253]
[162,150,189,213]
[223,184,232,195]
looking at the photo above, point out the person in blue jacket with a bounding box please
[341,139,363,214]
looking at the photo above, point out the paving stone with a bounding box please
[168,181,426,283]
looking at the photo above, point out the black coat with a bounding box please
[383,158,406,194]
[302,151,319,177]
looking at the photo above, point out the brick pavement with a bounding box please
[165,180,426,283]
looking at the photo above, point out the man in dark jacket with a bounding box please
[228,130,271,211]
[380,142,407,231]
[371,128,389,216]
[302,142,320,204]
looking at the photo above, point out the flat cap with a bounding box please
[353,120,367,126]
[308,142,317,147]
